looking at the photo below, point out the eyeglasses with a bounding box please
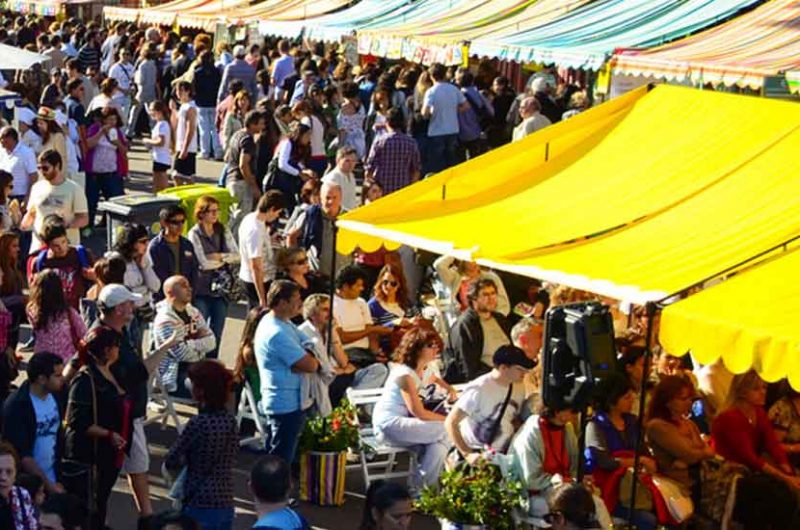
[543,512,563,524]
[206,208,220,214]
[382,279,399,287]
[166,218,185,226]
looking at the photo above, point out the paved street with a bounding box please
[64,143,439,530]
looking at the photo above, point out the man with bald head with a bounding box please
[153,275,216,397]
[287,180,352,279]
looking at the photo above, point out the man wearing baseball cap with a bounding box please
[89,284,178,526]
[445,344,534,462]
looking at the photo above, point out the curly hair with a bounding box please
[112,223,149,261]
[392,326,440,368]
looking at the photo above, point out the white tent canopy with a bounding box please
[0,44,49,70]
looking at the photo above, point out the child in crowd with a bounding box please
[143,101,172,192]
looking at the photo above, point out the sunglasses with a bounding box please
[167,218,185,226]
[382,279,399,287]
[137,237,149,244]
[293,257,308,265]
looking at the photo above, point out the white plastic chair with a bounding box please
[235,380,268,449]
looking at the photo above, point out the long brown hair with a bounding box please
[233,307,268,383]
[27,269,69,331]
[372,263,409,309]
[646,375,694,422]
[0,232,23,296]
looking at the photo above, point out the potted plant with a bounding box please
[297,400,361,506]
[416,460,524,530]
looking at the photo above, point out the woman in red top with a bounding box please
[711,370,800,490]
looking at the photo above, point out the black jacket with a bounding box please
[443,308,512,384]
[2,381,65,476]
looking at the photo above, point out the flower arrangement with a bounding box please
[416,460,524,530]
[298,400,362,453]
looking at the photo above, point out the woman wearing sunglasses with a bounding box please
[367,263,411,354]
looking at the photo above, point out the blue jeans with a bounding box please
[193,295,228,359]
[197,106,223,159]
[427,134,459,173]
[183,506,234,530]
[612,504,658,530]
[86,172,125,227]
[264,409,306,464]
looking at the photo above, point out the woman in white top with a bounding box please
[291,100,327,177]
[111,223,160,353]
[142,100,172,192]
[372,327,451,490]
[173,81,198,185]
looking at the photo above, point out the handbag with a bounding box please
[619,468,654,511]
[61,367,99,517]
[473,385,513,446]
[263,156,301,197]
[651,475,693,522]
[135,302,156,323]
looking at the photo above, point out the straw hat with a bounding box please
[37,107,57,122]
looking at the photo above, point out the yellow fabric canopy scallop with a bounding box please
[660,245,800,390]
[338,85,800,304]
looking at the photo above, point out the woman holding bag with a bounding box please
[63,326,131,530]
[265,123,314,212]
[188,196,239,359]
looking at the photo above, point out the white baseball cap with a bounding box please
[17,107,36,126]
[98,284,143,308]
[233,44,246,58]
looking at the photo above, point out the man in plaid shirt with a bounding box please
[365,108,421,194]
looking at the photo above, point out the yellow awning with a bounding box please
[660,245,800,390]
[338,85,800,303]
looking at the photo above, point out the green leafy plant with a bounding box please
[298,400,362,453]
[416,460,524,529]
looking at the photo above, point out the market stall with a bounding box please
[660,244,800,390]
[338,83,800,294]
[469,0,760,69]
[612,0,800,91]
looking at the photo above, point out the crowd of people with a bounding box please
[0,10,793,530]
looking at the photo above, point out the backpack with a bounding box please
[27,244,91,284]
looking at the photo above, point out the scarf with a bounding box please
[539,416,571,480]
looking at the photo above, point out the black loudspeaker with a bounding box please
[542,302,616,410]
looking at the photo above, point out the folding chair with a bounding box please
[235,380,268,448]
[145,371,191,433]
[345,387,418,491]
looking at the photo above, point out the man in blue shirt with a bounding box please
[271,40,295,103]
[250,455,309,529]
[422,63,469,174]
[3,352,65,495]
[255,280,319,464]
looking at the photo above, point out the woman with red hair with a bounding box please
[164,360,238,530]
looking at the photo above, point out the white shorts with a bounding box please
[122,418,150,475]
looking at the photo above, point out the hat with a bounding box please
[50,67,61,76]
[98,284,143,308]
[233,44,246,58]
[493,345,535,369]
[17,107,35,126]
[37,107,57,122]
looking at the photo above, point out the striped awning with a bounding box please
[613,0,800,89]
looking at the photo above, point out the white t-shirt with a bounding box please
[480,316,510,367]
[0,142,37,196]
[28,178,88,252]
[151,120,172,165]
[176,100,198,154]
[322,168,359,211]
[30,392,59,482]
[237,211,274,283]
[333,294,372,350]
[455,373,526,452]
